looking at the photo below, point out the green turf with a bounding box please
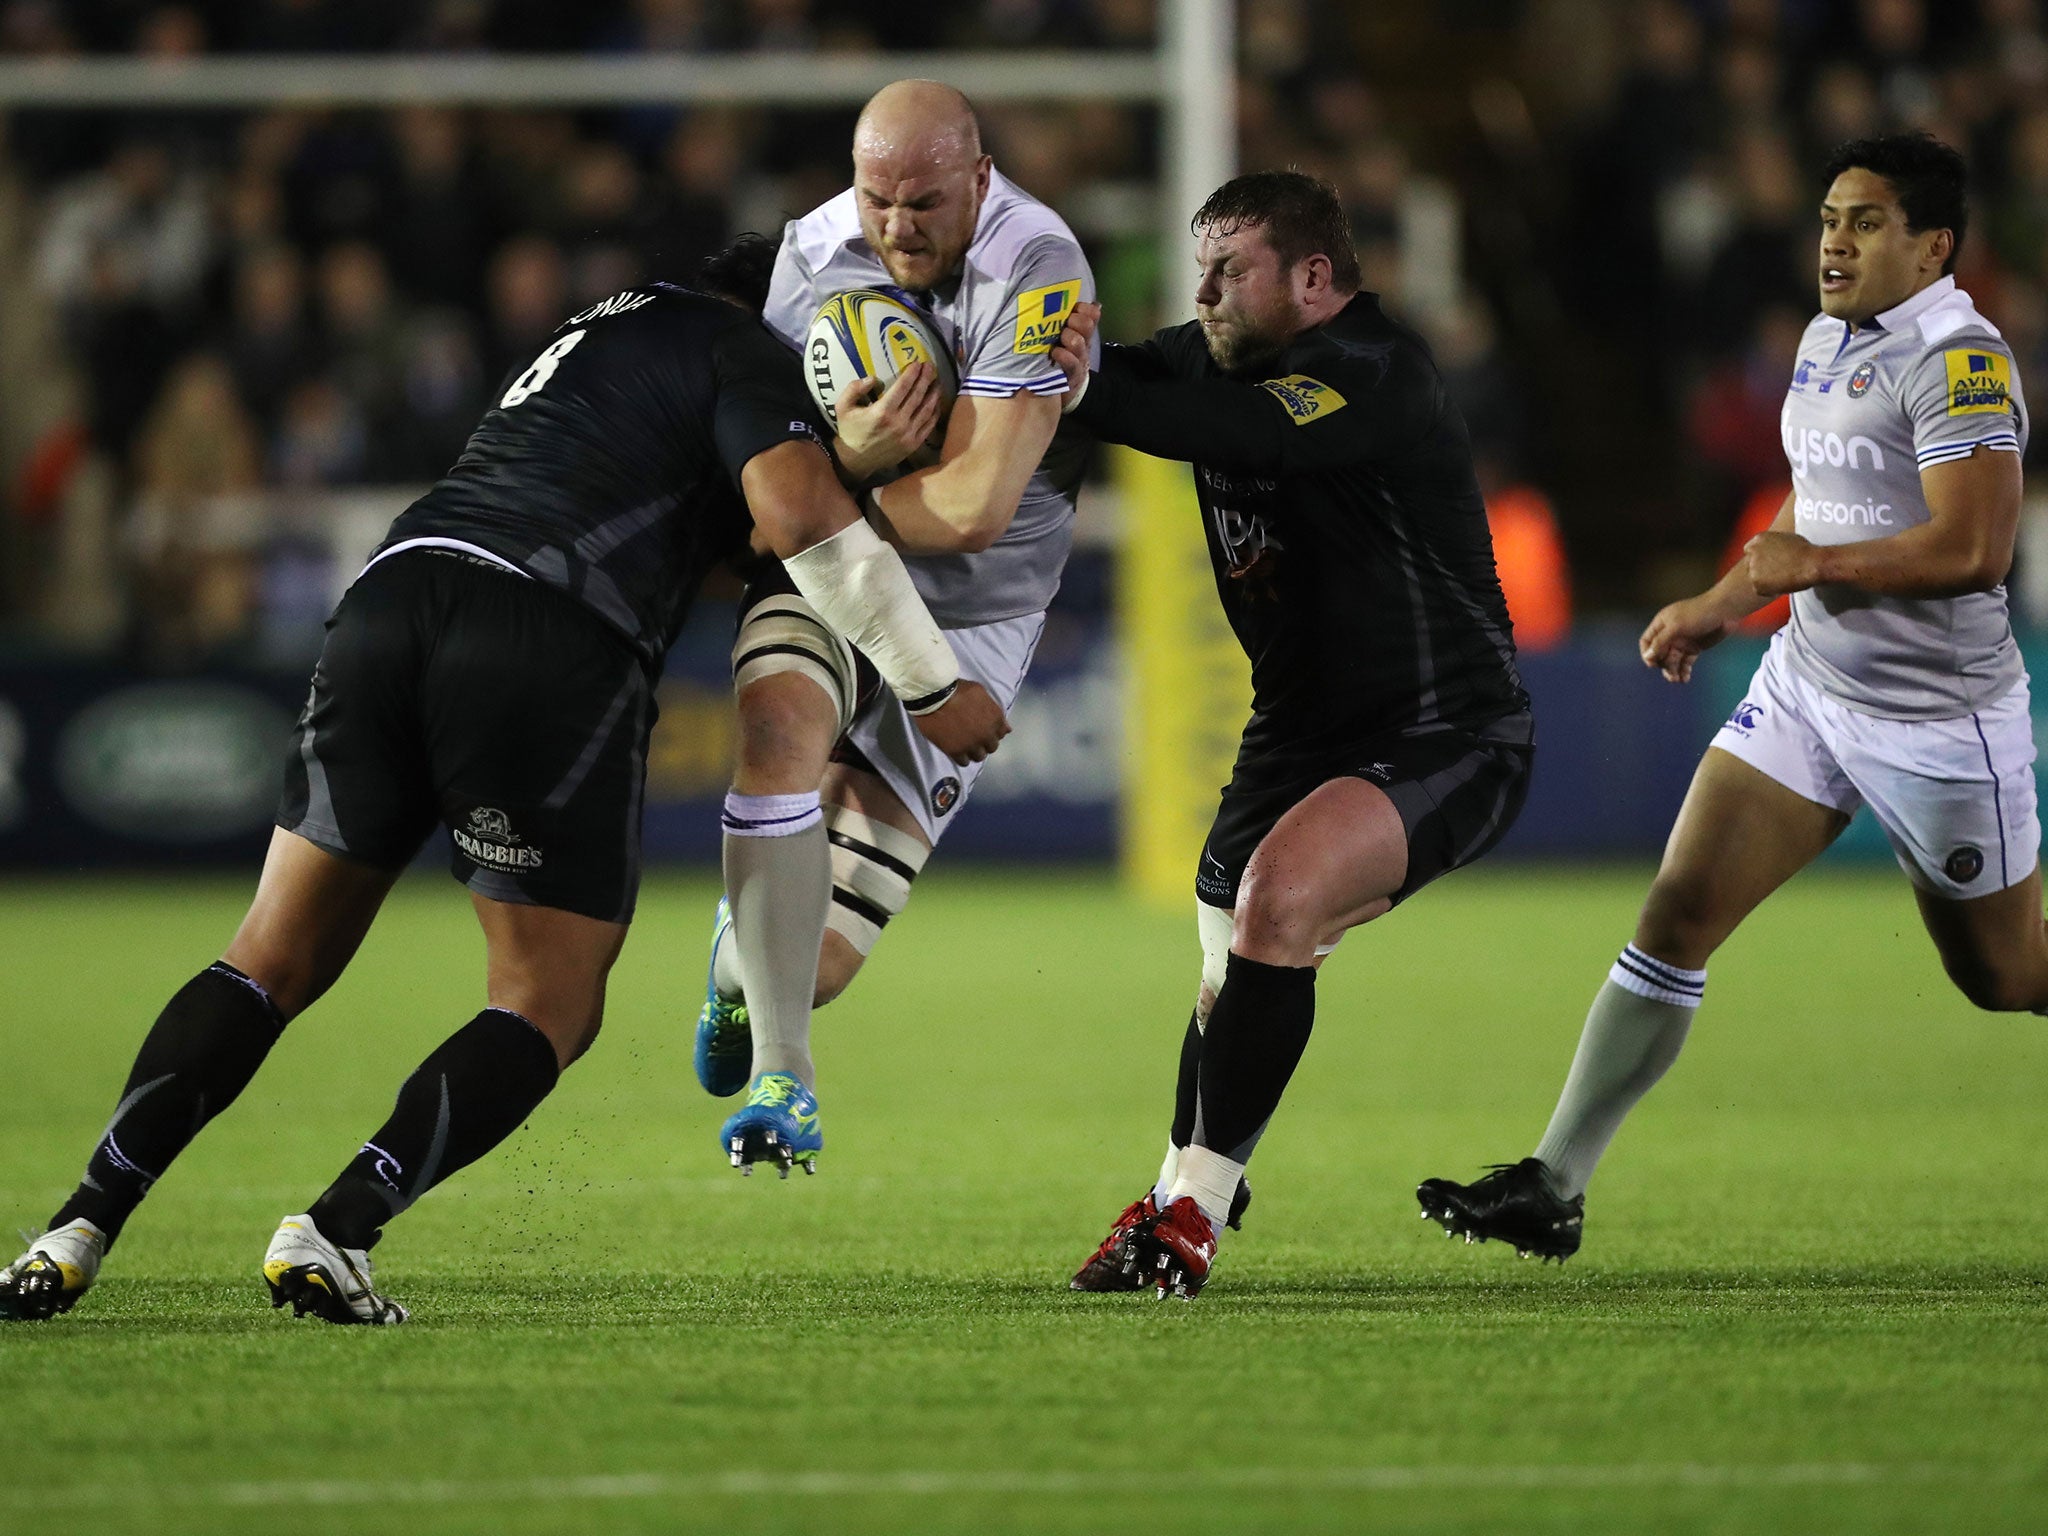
[2,865,2046,1534]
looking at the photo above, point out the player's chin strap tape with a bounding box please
[823,806,929,956]
[783,518,960,712]
[731,592,860,737]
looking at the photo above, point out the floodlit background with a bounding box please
[6,0,2048,874]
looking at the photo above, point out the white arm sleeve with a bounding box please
[782,519,961,711]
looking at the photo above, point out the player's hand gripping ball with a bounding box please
[806,289,958,466]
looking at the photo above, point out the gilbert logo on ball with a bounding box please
[805,289,959,428]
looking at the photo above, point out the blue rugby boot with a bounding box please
[694,896,752,1098]
[719,1072,822,1179]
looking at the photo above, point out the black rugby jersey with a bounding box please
[1073,292,1529,748]
[378,284,827,666]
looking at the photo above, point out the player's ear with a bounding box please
[1927,226,1954,272]
[1299,252,1333,302]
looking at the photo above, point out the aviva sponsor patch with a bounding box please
[1257,374,1347,425]
[1013,280,1082,354]
[1944,348,2012,416]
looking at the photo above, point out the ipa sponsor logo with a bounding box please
[452,806,544,870]
[1784,425,1886,478]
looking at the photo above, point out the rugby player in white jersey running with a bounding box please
[1420,131,2048,1260]
[697,79,1097,1171]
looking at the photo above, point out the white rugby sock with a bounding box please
[1530,945,1703,1199]
[1152,1140,1181,1209]
[1167,1144,1241,1233]
[720,791,827,1088]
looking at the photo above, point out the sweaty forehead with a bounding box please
[853,166,957,204]
[1197,221,1274,264]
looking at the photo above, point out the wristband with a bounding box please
[903,681,958,716]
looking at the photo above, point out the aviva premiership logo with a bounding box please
[1944,348,2011,416]
[1257,374,1347,425]
[1013,280,1082,355]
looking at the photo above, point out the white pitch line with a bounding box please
[0,1462,2008,1510]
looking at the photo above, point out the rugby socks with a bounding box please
[1154,1010,1203,1205]
[51,962,286,1246]
[1530,945,1704,1200]
[722,789,828,1087]
[307,1007,560,1250]
[1173,953,1317,1225]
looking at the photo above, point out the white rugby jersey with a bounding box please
[765,168,1097,627]
[1779,275,2029,719]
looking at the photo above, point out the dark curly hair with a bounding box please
[1822,132,1969,275]
[696,231,781,312]
[1192,170,1361,291]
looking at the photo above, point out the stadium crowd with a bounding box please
[1,0,2046,660]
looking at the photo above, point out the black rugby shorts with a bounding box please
[1196,711,1534,911]
[278,549,656,924]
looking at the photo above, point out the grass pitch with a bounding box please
[1,864,2045,1534]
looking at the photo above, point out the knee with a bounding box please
[524,1002,604,1071]
[218,945,320,1023]
[1943,959,2040,1014]
[1634,873,1726,970]
[1231,870,1321,964]
[733,677,835,788]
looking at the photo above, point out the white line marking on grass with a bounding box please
[0,1463,2013,1509]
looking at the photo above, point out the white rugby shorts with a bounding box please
[1712,633,2040,899]
[844,609,1046,845]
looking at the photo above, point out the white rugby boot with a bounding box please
[262,1213,409,1326]
[0,1218,109,1321]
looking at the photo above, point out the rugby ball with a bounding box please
[804,288,958,434]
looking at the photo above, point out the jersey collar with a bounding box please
[1864,273,1956,335]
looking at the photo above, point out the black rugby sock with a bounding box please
[307,1008,560,1250]
[1191,953,1318,1163]
[1169,1009,1202,1150]
[52,963,286,1245]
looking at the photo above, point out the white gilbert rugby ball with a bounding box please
[804,288,958,430]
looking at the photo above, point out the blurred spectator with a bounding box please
[383,310,486,481]
[35,140,210,318]
[129,353,262,662]
[383,107,493,310]
[1693,129,1810,350]
[271,376,369,486]
[645,111,740,276]
[558,141,649,303]
[1687,304,1809,504]
[484,234,568,381]
[225,242,318,436]
[315,240,412,472]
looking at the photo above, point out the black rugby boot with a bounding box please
[1416,1158,1584,1262]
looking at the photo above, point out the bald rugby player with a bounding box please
[694,80,1100,1173]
